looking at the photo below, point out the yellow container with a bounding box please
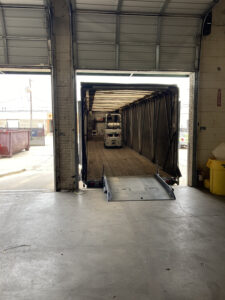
[207,159,225,196]
[204,179,210,190]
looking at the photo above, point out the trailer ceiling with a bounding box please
[0,0,218,71]
[90,89,155,111]
[82,83,177,112]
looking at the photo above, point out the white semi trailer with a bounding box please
[104,113,122,148]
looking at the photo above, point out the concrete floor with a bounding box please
[0,187,225,299]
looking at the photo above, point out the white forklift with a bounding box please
[104,113,122,148]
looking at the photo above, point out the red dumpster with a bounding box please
[0,129,30,157]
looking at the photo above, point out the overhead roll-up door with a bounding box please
[0,0,218,71]
[0,0,49,68]
[73,0,215,72]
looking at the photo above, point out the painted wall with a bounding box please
[198,0,225,169]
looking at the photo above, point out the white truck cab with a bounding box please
[104,113,122,148]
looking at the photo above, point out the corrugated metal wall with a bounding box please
[119,15,157,70]
[160,17,201,70]
[75,12,202,71]
[73,0,214,72]
[76,13,116,69]
[0,0,215,71]
[0,1,49,67]
[122,87,180,177]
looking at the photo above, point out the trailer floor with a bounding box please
[87,138,169,182]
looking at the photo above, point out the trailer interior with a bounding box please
[81,83,181,201]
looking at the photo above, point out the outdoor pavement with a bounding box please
[0,135,54,191]
[179,148,188,186]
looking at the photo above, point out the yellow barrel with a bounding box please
[207,159,225,196]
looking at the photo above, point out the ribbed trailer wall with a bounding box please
[122,87,180,177]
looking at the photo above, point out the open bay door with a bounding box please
[81,83,181,201]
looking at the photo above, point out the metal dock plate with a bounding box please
[104,175,175,201]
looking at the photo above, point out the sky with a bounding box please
[0,74,52,112]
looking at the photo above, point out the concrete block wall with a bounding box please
[198,0,225,168]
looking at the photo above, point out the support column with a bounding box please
[51,0,78,191]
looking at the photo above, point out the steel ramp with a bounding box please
[103,174,175,201]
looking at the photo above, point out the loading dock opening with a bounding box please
[0,74,54,191]
[80,83,181,199]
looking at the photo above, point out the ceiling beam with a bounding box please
[0,6,9,64]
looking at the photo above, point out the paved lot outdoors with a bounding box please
[179,148,188,186]
[0,135,54,191]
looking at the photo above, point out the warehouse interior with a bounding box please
[0,0,225,299]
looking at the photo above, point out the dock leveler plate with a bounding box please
[103,174,176,201]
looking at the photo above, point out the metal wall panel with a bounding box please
[117,15,157,70]
[160,17,201,46]
[165,0,210,15]
[120,15,158,43]
[122,0,164,13]
[1,0,44,4]
[73,1,212,71]
[159,17,201,71]
[9,40,48,56]
[75,0,117,11]
[9,54,48,65]
[77,43,116,69]
[0,0,216,71]
[4,8,46,37]
[76,12,116,69]
[77,13,116,42]
[160,46,196,71]
[120,45,156,70]
[0,4,49,67]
